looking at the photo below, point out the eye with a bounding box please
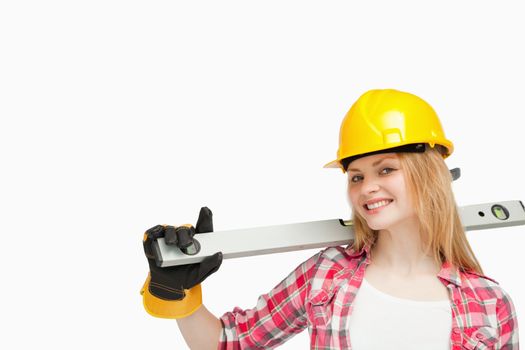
[349,168,395,184]
[350,174,363,183]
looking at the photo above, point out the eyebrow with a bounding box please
[348,156,397,172]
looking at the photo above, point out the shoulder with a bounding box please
[459,270,517,321]
[460,270,502,299]
[303,245,363,303]
[306,243,364,286]
[459,271,506,301]
[451,270,518,347]
[317,243,364,270]
[283,246,352,283]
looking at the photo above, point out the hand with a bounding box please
[141,207,222,318]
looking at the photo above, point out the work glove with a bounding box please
[140,207,222,319]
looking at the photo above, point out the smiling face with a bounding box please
[347,153,417,232]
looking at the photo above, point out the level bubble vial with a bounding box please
[491,204,509,220]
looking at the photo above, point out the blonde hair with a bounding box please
[350,145,483,274]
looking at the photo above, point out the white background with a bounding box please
[1,1,524,348]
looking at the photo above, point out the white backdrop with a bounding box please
[1,1,524,348]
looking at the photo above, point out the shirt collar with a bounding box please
[437,261,462,287]
[345,242,465,287]
[344,242,372,264]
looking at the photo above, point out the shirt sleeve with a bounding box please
[217,252,321,349]
[495,288,519,349]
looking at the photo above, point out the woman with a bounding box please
[141,89,518,349]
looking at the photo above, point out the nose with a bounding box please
[361,176,380,194]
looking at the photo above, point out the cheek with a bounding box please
[347,186,361,208]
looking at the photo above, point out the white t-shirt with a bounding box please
[347,278,453,350]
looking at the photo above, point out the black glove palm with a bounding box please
[143,207,222,300]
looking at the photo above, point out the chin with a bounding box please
[366,223,388,231]
[364,218,399,231]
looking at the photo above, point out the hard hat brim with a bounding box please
[324,142,453,173]
[323,159,342,169]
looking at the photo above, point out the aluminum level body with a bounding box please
[154,200,525,267]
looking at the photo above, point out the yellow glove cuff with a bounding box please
[140,275,202,319]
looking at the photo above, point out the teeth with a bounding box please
[366,200,391,210]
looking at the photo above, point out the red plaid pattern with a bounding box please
[218,244,518,349]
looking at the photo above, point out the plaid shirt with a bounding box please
[218,244,518,349]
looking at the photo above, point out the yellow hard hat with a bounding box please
[324,89,454,172]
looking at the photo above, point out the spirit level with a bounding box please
[153,200,525,267]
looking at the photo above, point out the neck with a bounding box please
[370,218,440,276]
